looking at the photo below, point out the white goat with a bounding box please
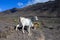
[16,17,34,35]
[16,16,38,35]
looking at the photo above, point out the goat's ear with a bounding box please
[34,16,38,20]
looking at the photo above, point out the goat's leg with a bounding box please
[28,27,30,35]
[16,24,19,31]
[28,26,32,36]
[16,26,18,31]
[22,25,25,33]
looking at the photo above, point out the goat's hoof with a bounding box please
[16,29,19,32]
[28,33,32,36]
[16,29,18,31]
[22,31,25,34]
[16,30,18,31]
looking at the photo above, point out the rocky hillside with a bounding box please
[0,0,60,17]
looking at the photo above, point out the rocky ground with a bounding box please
[0,17,60,40]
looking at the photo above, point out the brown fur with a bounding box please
[33,22,40,29]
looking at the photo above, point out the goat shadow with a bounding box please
[14,26,34,32]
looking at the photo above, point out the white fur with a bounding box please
[20,17,33,34]
[16,17,33,35]
[34,16,38,20]
[16,24,19,31]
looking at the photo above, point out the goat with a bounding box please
[16,17,34,36]
[16,16,39,36]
